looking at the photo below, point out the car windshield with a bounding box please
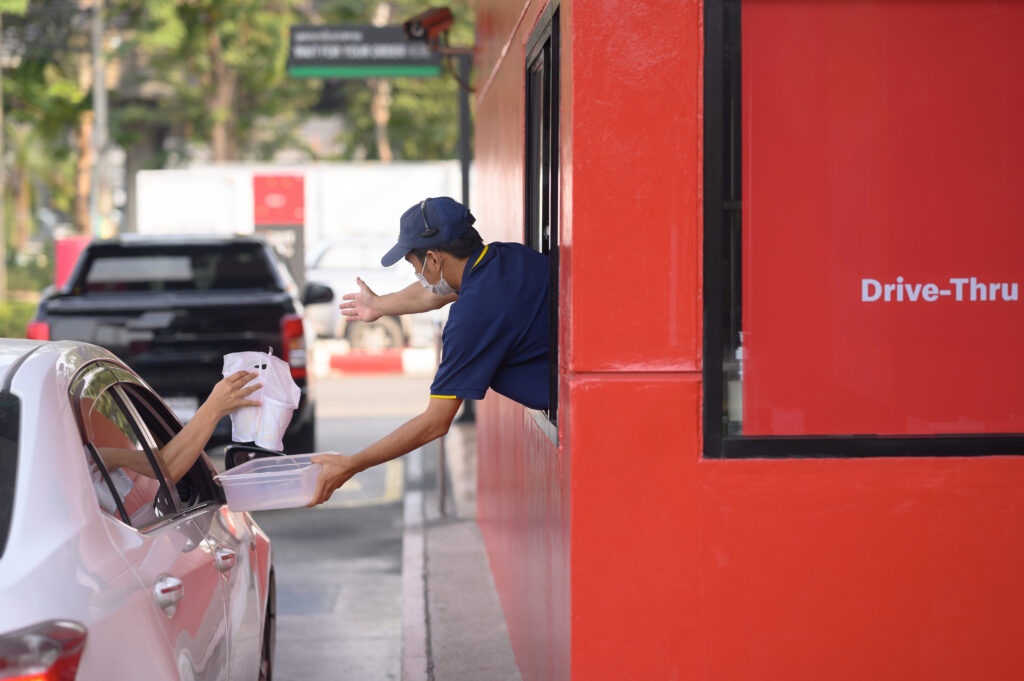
[82,244,281,293]
[0,391,20,563]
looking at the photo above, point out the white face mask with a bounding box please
[416,256,457,297]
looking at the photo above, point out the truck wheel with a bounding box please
[347,317,404,351]
[283,420,316,454]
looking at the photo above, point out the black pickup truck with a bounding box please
[27,234,333,453]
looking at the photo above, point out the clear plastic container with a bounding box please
[215,453,323,511]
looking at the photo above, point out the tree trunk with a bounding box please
[14,168,29,250]
[208,28,238,161]
[370,78,394,162]
[75,111,94,234]
[123,126,165,233]
[370,3,394,162]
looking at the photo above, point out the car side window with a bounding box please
[82,387,177,529]
[119,382,225,511]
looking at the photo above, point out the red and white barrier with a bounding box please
[312,341,438,376]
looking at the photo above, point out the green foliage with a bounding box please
[111,0,323,161]
[107,0,478,161]
[7,258,50,295]
[0,300,37,338]
[0,0,29,15]
[2,1,92,228]
[315,0,476,161]
[0,0,479,278]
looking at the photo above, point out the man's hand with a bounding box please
[339,277,382,323]
[307,453,363,506]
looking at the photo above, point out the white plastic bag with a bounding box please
[222,349,302,450]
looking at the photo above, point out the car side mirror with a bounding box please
[224,444,286,471]
[302,282,334,305]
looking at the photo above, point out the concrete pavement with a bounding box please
[403,423,523,681]
[218,366,521,680]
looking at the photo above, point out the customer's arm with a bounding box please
[156,370,261,481]
[307,396,463,506]
[339,277,457,322]
[100,370,261,483]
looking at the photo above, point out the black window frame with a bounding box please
[703,0,1024,459]
[70,360,203,529]
[0,391,20,563]
[525,2,561,433]
[118,381,226,509]
[90,383,180,527]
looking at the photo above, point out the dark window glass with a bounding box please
[81,244,279,292]
[0,392,20,563]
[526,5,560,427]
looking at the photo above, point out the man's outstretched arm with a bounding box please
[339,277,457,322]
[307,396,463,506]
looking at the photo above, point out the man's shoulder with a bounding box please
[485,242,549,274]
[489,241,547,257]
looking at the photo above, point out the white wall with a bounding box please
[135,162,468,245]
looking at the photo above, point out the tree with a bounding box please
[2,0,90,237]
[311,0,476,161]
[0,0,477,260]
[114,0,322,163]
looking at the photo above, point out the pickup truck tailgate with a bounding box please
[45,291,294,397]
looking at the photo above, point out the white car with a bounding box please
[0,339,275,681]
[305,238,441,349]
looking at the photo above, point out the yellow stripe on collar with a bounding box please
[430,394,458,399]
[472,244,489,269]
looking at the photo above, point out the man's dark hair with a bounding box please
[409,226,483,262]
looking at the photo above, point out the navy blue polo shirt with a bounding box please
[430,242,550,410]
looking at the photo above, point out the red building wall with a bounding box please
[473,3,572,680]
[472,1,1024,680]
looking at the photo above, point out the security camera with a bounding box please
[403,7,454,41]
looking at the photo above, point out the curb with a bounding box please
[313,343,438,376]
[331,349,404,373]
[402,447,429,681]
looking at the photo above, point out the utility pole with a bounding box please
[457,53,471,209]
[90,0,110,238]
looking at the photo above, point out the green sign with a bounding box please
[288,25,442,79]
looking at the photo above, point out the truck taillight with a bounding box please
[0,620,87,681]
[25,321,49,341]
[281,314,306,380]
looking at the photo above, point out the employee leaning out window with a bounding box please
[307,196,550,506]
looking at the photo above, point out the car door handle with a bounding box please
[214,546,237,572]
[155,575,184,616]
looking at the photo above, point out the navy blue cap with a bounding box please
[381,197,476,267]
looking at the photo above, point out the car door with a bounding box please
[114,373,265,681]
[75,363,231,681]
